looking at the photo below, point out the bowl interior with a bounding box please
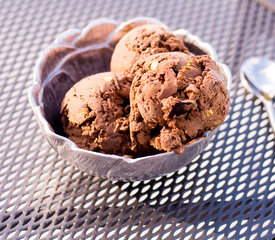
[42,47,113,135]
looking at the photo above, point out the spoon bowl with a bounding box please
[240,57,275,133]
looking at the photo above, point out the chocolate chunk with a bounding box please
[169,99,197,118]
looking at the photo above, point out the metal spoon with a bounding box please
[240,57,275,134]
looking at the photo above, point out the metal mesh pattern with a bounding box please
[0,0,274,239]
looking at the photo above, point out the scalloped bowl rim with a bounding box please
[28,17,231,165]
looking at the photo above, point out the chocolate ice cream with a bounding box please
[129,52,229,154]
[110,24,189,75]
[61,72,132,156]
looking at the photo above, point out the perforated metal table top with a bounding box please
[0,0,274,239]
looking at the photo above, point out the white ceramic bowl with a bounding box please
[29,17,231,181]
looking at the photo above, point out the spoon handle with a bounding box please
[263,99,275,134]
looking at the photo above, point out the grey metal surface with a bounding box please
[0,0,274,239]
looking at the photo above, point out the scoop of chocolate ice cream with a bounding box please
[130,52,229,154]
[110,24,189,75]
[61,72,132,156]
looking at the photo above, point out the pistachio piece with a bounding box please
[103,76,113,82]
[82,109,89,117]
[183,60,192,69]
[149,59,158,71]
[205,108,214,117]
[81,105,90,117]
[181,135,187,142]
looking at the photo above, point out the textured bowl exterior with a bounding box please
[29,17,231,181]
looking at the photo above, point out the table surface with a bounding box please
[0,0,274,239]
